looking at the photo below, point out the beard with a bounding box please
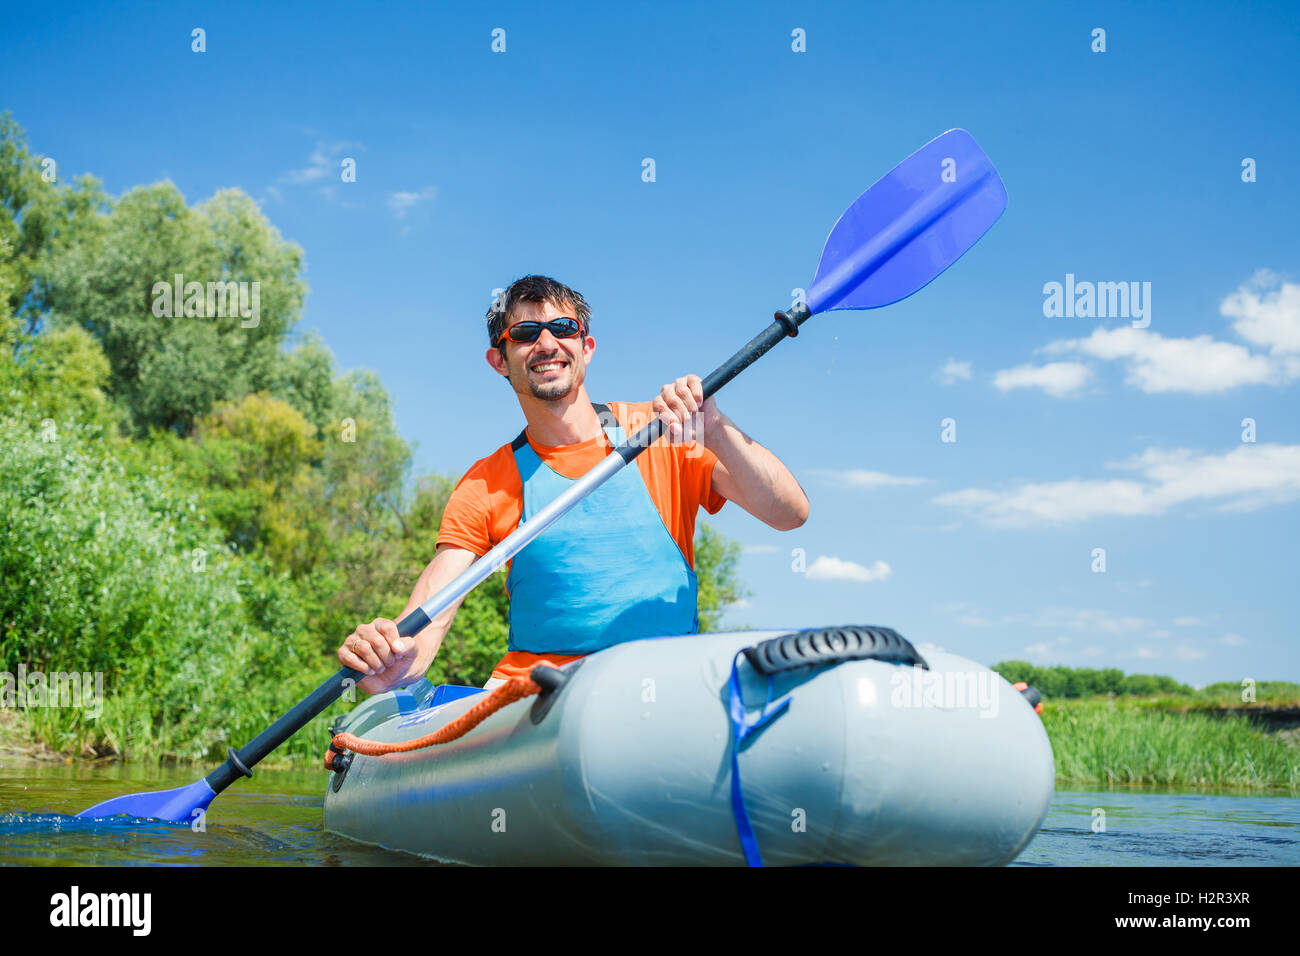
[528,374,573,401]
[514,355,582,402]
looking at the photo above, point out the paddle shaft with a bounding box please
[203,303,812,795]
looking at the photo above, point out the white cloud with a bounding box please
[1027,608,1151,634]
[728,597,753,609]
[1135,647,1159,659]
[1220,272,1300,355]
[1175,645,1208,661]
[814,469,927,490]
[743,544,779,555]
[1031,274,1300,395]
[805,556,891,583]
[387,186,439,217]
[949,605,1156,636]
[1174,616,1207,627]
[1219,633,1247,647]
[1023,637,1069,661]
[1043,326,1288,393]
[935,443,1300,526]
[938,358,972,384]
[283,148,332,184]
[992,361,1092,397]
[281,140,364,186]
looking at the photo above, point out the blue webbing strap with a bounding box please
[727,651,793,867]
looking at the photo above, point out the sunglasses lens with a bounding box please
[507,323,542,343]
[506,318,582,342]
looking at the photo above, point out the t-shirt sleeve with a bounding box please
[436,462,496,556]
[691,442,727,515]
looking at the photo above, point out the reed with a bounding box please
[1043,696,1299,790]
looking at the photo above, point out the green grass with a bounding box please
[1043,695,1300,790]
[1161,681,1300,710]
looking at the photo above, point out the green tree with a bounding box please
[0,111,107,332]
[166,392,324,562]
[694,522,746,631]
[40,182,306,434]
[992,661,1194,699]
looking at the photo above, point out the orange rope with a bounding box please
[326,675,542,763]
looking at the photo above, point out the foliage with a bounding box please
[1043,697,1299,790]
[1189,681,1300,707]
[0,113,750,762]
[991,660,1192,699]
[39,179,306,435]
[0,416,323,760]
[695,523,746,632]
[0,111,107,330]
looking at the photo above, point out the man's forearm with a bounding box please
[704,411,809,531]
[393,546,477,684]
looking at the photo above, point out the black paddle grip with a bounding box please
[205,665,362,795]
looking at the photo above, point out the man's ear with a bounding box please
[582,334,595,363]
[485,347,509,377]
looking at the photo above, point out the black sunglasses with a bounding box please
[496,317,585,345]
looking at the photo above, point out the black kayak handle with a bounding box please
[742,625,928,676]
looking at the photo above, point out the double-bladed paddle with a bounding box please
[76,128,1007,823]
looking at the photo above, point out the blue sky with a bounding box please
[5,1,1298,684]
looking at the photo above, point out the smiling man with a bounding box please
[337,275,809,693]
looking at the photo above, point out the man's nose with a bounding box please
[533,328,563,350]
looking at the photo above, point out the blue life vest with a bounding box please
[505,404,699,654]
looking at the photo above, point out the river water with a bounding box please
[0,761,1295,866]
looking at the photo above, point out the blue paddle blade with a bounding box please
[75,778,216,824]
[806,128,1007,315]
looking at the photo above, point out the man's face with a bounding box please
[487,298,594,402]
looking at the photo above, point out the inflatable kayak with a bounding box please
[322,625,1054,866]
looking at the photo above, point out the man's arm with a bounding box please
[336,543,478,696]
[652,375,810,531]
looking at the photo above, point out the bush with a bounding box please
[0,415,329,761]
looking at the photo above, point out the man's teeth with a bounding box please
[532,362,565,372]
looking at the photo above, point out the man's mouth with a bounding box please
[530,360,567,375]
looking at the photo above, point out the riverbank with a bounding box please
[0,709,63,763]
[0,706,324,771]
[1044,694,1300,790]
[5,686,1298,788]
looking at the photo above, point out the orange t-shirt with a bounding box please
[436,401,727,680]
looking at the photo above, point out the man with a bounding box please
[337,275,808,694]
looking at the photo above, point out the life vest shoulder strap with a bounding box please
[510,402,614,452]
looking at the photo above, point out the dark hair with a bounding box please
[487,275,591,350]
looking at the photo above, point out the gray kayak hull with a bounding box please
[323,629,1054,865]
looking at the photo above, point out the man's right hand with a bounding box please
[337,618,420,695]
